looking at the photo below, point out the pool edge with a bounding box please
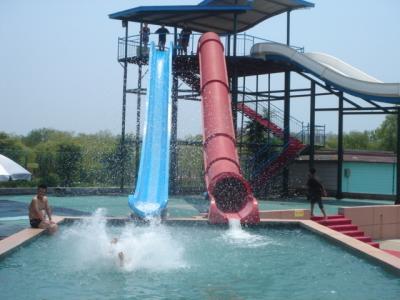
[298,219,400,275]
[0,216,65,259]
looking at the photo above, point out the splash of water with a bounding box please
[61,208,187,272]
[222,218,276,248]
[135,201,161,215]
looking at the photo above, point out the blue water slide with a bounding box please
[128,43,172,218]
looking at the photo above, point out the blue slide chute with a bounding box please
[129,43,172,218]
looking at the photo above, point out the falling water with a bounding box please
[222,218,277,248]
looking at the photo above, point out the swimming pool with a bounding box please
[0,210,399,300]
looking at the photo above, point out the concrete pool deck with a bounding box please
[0,216,65,258]
[1,212,399,275]
[380,239,400,252]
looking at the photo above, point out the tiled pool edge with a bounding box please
[1,215,400,275]
[298,219,400,275]
[0,216,65,258]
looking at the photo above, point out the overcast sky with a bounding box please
[1,0,399,138]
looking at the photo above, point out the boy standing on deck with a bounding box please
[141,23,150,46]
[155,25,170,51]
[306,168,327,219]
[28,184,58,234]
[180,26,192,55]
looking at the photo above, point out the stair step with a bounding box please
[367,242,380,248]
[355,236,372,243]
[311,215,344,221]
[312,214,380,248]
[318,219,352,226]
[328,224,358,231]
[341,230,365,237]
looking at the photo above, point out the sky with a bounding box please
[1,0,400,139]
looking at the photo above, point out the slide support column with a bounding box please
[309,82,316,170]
[396,108,400,204]
[283,71,290,197]
[170,27,179,194]
[120,20,129,191]
[282,11,291,197]
[337,92,344,199]
[135,23,143,180]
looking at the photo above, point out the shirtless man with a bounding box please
[28,184,58,234]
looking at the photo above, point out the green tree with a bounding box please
[0,132,26,163]
[324,132,337,149]
[100,134,136,187]
[374,115,397,152]
[55,142,83,186]
[75,131,119,186]
[241,113,282,179]
[23,128,72,148]
[35,142,59,186]
[343,130,378,150]
[324,131,379,151]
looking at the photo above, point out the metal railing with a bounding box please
[117,32,304,61]
[238,86,326,146]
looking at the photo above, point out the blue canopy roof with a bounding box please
[109,0,314,33]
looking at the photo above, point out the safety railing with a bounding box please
[237,86,325,147]
[117,32,304,61]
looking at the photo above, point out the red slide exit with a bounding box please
[198,32,260,224]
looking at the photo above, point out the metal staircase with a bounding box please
[237,102,308,187]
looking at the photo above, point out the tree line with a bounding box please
[0,115,397,187]
[324,115,397,152]
[0,129,136,187]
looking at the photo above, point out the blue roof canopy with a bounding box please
[109,0,314,33]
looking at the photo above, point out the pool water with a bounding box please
[0,194,393,218]
[0,210,399,300]
[0,194,395,240]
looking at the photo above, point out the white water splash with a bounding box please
[135,202,161,215]
[60,208,187,272]
[222,218,276,248]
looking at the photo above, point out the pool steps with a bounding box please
[311,215,380,248]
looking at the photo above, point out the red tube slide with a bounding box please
[198,32,260,224]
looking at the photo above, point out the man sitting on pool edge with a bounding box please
[28,184,58,234]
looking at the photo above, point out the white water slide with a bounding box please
[251,43,400,103]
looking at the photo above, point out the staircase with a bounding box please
[311,214,380,248]
[237,103,287,139]
[237,102,307,186]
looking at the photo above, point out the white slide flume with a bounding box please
[251,43,400,103]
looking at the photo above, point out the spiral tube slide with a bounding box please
[198,32,259,224]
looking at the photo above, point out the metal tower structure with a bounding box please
[109,0,400,203]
